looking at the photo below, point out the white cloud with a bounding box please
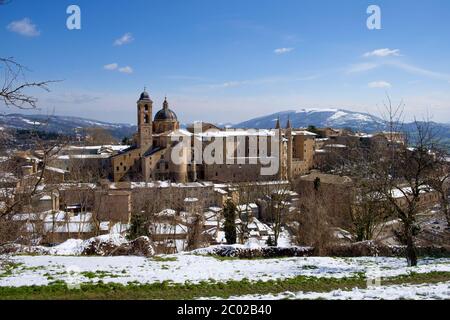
[7,18,40,37]
[188,75,319,91]
[114,33,134,46]
[118,66,133,74]
[368,81,392,88]
[346,60,450,83]
[387,61,450,81]
[364,48,401,57]
[104,63,133,74]
[103,63,118,71]
[346,62,379,74]
[274,48,294,55]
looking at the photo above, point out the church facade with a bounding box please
[111,90,316,183]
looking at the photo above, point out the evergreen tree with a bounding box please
[313,177,321,191]
[223,199,237,245]
[127,212,148,240]
[266,235,275,247]
[122,136,131,145]
[306,125,322,137]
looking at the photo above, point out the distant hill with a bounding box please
[1,110,449,145]
[233,108,385,131]
[233,108,450,143]
[0,113,137,140]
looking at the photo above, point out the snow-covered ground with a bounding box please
[1,254,449,289]
[208,282,450,300]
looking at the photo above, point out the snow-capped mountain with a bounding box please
[232,108,450,143]
[233,108,385,131]
[0,113,137,139]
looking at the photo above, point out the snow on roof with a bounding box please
[214,188,228,195]
[390,185,433,199]
[57,154,111,160]
[45,166,69,174]
[125,181,214,189]
[237,203,258,212]
[66,145,130,151]
[156,209,177,217]
[355,133,374,138]
[195,129,276,138]
[292,130,317,136]
[213,184,228,188]
[58,183,97,190]
[325,144,347,148]
[167,129,193,137]
[11,213,40,221]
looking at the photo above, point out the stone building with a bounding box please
[111,90,316,183]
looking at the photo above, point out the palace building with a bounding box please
[111,90,316,183]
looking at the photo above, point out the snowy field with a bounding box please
[1,253,450,290]
[208,281,450,300]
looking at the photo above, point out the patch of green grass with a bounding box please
[0,262,24,278]
[0,271,448,300]
[80,271,120,279]
[301,265,319,270]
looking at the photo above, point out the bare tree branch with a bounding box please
[0,57,60,109]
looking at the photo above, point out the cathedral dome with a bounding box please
[154,97,178,121]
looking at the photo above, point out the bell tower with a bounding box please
[137,89,153,151]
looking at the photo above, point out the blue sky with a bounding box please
[1,0,450,124]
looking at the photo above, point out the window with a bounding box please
[144,105,149,111]
[124,166,127,171]
[116,167,119,171]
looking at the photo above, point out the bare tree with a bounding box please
[83,127,117,146]
[316,96,443,267]
[291,184,334,255]
[234,183,261,244]
[426,148,450,226]
[263,183,291,246]
[185,199,207,251]
[1,57,58,109]
[349,185,392,242]
[369,116,440,267]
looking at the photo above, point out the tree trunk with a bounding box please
[405,224,417,267]
[442,195,450,227]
